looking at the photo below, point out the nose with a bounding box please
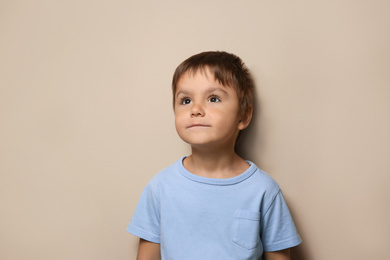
[190,103,205,117]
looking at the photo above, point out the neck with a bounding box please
[184,145,249,179]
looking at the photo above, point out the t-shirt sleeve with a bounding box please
[261,190,302,252]
[127,183,161,243]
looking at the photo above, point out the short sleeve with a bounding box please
[261,190,302,251]
[127,184,161,243]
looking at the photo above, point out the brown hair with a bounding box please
[172,51,254,121]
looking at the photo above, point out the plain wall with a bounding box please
[1,0,389,259]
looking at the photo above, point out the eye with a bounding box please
[208,95,221,103]
[180,97,191,105]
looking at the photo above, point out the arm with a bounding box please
[264,248,291,260]
[136,239,161,260]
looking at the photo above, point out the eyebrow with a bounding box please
[176,87,229,98]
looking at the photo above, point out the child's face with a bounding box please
[174,69,248,150]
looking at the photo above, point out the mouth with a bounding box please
[187,124,210,128]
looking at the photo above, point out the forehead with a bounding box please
[176,67,230,91]
[177,72,221,94]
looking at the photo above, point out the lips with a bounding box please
[187,124,210,128]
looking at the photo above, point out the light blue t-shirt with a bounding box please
[128,157,302,260]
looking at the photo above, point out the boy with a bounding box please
[128,51,302,260]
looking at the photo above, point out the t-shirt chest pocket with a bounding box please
[232,210,261,250]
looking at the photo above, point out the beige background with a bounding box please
[1,0,389,259]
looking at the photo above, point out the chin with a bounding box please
[178,134,210,145]
[184,140,212,146]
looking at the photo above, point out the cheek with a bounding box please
[174,111,185,127]
[213,108,237,120]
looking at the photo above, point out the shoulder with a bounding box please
[250,163,280,192]
[245,163,282,208]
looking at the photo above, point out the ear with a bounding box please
[238,105,253,131]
